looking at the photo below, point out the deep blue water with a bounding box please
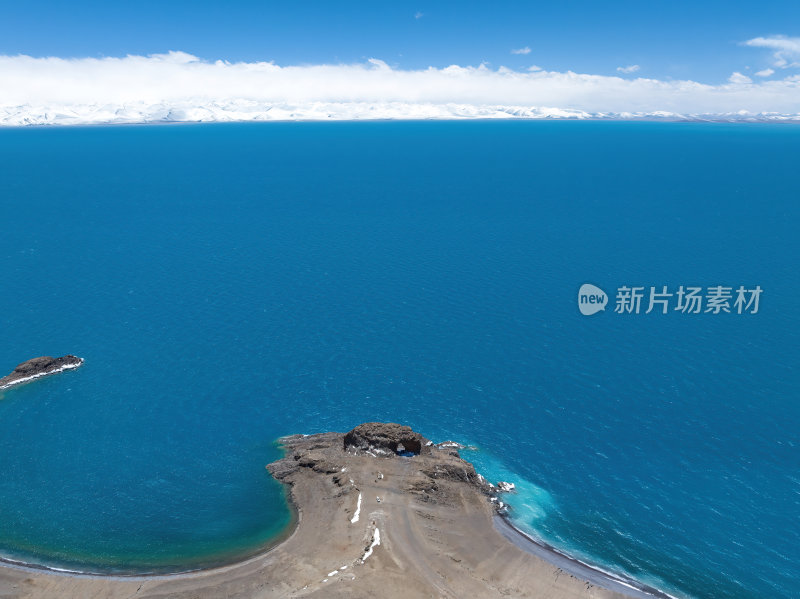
[0,122,797,598]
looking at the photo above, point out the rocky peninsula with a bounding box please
[0,355,84,390]
[0,423,670,599]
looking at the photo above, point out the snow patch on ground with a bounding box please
[350,493,362,523]
[361,528,381,563]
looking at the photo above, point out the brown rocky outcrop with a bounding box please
[343,422,431,455]
[267,423,494,510]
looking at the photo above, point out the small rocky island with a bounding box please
[0,355,84,390]
[0,422,666,599]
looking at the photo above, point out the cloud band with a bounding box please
[1,51,799,125]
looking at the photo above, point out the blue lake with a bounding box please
[0,121,797,598]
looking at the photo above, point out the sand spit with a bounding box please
[0,422,666,598]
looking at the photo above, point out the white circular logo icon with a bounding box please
[578,283,607,315]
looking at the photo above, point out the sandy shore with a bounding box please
[0,423,667,599]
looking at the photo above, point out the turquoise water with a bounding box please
[0,122,797,597]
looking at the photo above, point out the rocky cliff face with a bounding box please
[343,422,432,456]
[267,423,495,509]
[0,355,84,390]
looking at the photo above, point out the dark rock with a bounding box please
[0,355,84,390]
[421,462,481,485]
[297,451,340,474]
[343,422,431,456]
[266,460,298,481]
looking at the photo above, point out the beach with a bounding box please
[0,424,668,599]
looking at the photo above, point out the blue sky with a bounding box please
[1,1,798,124]
[1,0,798,83]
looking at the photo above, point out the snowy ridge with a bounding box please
[1,102,799,126]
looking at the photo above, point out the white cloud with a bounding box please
[616,65,640,74]
[728,71,752,84]
[414,11,424,19]
[743,36,800,68]
[1,51,800,125]
[755,68,775,77]
[511,47,531,55]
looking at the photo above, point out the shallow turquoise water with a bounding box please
[0,122,797,597]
